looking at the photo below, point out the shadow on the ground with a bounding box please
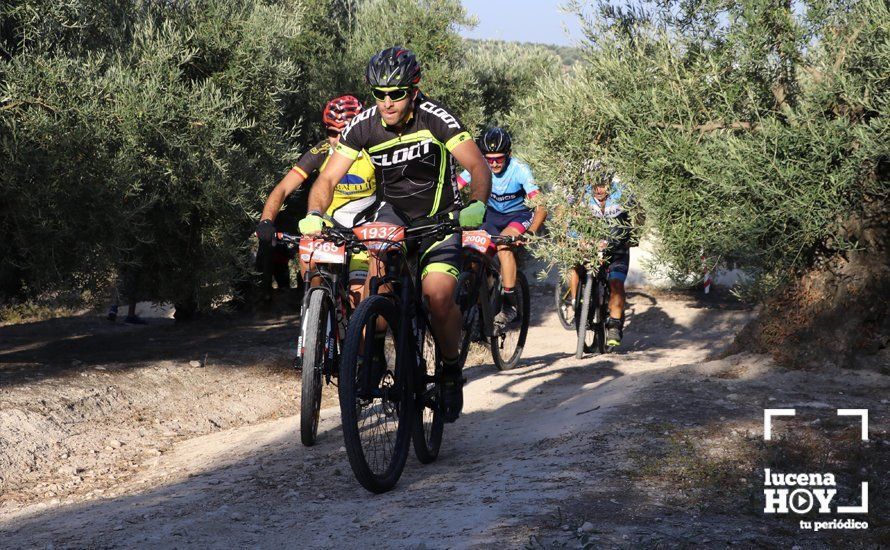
[3,336,886,548]
[0,288,801,549]
[0,301,302,388]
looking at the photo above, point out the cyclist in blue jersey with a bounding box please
[568,161,640,347]
[457,128,546,325]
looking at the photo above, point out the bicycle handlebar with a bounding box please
[277,218,484,249]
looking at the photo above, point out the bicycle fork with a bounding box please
[476,276,498,339]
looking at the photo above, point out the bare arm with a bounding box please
[450,140,490,204]
[307,151,354,214]
[529,203,547,233]
[261,169,306,222]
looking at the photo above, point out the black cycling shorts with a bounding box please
[481,209,534,236]
[575,246,629,282]
[362,201,462,280]
[606,247,629,282]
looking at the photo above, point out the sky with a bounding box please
[460,1,585,46]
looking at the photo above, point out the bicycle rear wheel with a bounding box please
[338,295,412,493]
[490,270,530,370]
[555,272,576,331]
[412,316,444,464]
[300,290,332,446]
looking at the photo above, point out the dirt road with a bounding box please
[1,286,886,548]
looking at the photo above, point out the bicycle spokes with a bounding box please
[351,317,401,476]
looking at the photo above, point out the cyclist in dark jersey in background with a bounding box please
[457,127,546,326]
[300,47,491,422]
[257,95,375,305]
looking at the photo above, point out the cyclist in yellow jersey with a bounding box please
[257,95,375,304]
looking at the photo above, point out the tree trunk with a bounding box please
[730,195,889,371]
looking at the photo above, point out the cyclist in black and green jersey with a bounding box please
[300,46,491,422]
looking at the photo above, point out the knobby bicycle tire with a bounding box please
[491,270,530,371]
[411,313,444,464]
[555,274,576,331]
[300,290,331,446]
[575,273,594,359]
[338,295,413,494]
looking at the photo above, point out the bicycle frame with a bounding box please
[459,247,498,340]
[356,220,458,400]
[280,230,353,381]
[580,257,610,320]
[459,233,522,339]
[573,248,613,357]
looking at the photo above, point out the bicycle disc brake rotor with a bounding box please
[380,370,397,416]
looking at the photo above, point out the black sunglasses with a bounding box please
[371,87,412,102]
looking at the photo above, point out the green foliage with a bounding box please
[10,0,881,312]
[0,0,346,306]
[344,0,483,128]
[520,0,888,286]
[467,40,562,127]
[0,0,138,59]
[467,38,583,68]
[0,0,499,308]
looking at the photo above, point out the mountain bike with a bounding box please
[574,251,612,358]
[277,228,357,446]
[456,231,530,371]
[336,216,461,493]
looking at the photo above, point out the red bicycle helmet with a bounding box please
[322,95,363,130]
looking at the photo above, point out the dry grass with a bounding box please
[628,415,889,539]
[0,302,84,326]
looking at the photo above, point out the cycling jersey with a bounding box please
[582,178,632,220]
[292,141,376,227]
[457,157,539,214]
[569,178,637,248]
[565,179,635,282]
[335,93,473,221]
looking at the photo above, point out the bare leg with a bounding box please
[495,226,523,289]
[422,272,460,359]
[608,280,625,319]
[348,281,364,309]
[569,266,581,301]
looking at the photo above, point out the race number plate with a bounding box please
[353,223,406,252]
[461,230,492,254]
[299,237,346,264]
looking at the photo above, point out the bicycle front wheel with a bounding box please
[300,290,332,446]
[575,274,594,359]
[338,295,413,493]
[490,270,530,371]
[455,269,479,368]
